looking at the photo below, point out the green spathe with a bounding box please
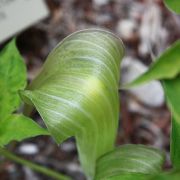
[20,29,124,179]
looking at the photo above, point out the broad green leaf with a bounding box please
[95,144,165,180]
[20,29,124,179]
[0,39,26,119]
[164,0,180,14]
[0,114,49,146]
[0,40,49,146]
[123,41,180,169]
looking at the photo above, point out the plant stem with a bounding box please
[0,147,72,180]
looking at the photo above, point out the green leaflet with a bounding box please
[0,40,49,146]
[123,41,180,169]
[20,29,124,179]
[0,39,26,119]
[123,40,180,89]
[95,144,165,180]
[164,0,180,14]
[0,114,49,146]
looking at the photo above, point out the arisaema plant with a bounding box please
[0,1,180,179]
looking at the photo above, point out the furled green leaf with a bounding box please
[150,170,180,180]
[20,29,124,179]
[0,114,49,146]
[164,0,180,14]
[0,39,26,119]
[0,40,49,146]
[104,173,149,180]
[123,41,180,169]
[95,144,165,180]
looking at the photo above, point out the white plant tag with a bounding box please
[0,0,49,43]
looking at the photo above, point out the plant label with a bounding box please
[0,0,49,43]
